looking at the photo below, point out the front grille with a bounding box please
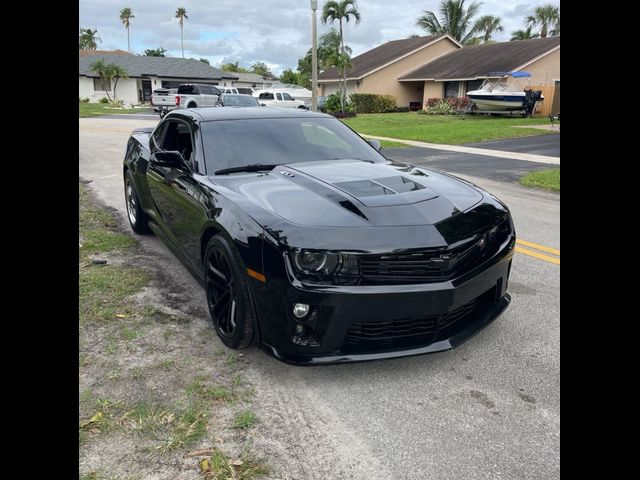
[342,287,496,354]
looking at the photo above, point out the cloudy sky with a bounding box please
[79,0,555,74]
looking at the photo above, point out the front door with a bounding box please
[142,80,152,102]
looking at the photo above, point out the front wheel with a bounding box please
[124,171,150,234]
[204,235,256,349]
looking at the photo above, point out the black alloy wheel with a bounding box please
[204,235,255,348]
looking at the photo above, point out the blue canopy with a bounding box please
[487,71,531,78]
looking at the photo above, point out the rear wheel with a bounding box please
[187,102,197,108]
[124,171,150,234]
[204,235,256,349]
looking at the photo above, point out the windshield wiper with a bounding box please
[214,164,280,175]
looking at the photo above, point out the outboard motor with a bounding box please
[523,90,543,116]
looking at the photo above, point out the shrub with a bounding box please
[81,97,90,103]
[99,97,109,103]
[324,91,353,114]
[395,106,410,113]
[349,93,397,113]
[424,96,471,113]
[109,100,124,108]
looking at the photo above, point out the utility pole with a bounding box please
[311,0,318,111]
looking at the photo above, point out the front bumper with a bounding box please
[254,237,515,365]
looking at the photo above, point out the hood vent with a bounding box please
[333,176,425,199]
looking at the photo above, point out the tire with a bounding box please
[124,171,151,234]
[187,103,197,108]
[204,235,256,349]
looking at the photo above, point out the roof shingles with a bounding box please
[318,35,446,81]
[399,37,560,81]
[79,53,237,80]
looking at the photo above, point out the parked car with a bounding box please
[123,107,514,364]
[254,90,308,109]
[219,87,240,94]
[317,96,328,112]
[216,94,261,107]
[151,84,221,117]
[150,88,177,116]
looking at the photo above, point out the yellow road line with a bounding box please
[515,246,560,265]
[516,239,560,256]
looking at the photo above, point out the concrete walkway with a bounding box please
[363,134,560,165]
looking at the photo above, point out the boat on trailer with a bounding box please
[467,71,533,111]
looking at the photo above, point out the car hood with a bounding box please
[212,159,484,228]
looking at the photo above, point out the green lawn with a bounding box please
[79,102,153,118]
[520,168,560,192]
[342,112,558,145]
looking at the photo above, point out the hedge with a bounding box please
[350,93,397,113]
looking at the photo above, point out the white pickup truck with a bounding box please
[254,90,308,109]
[150,83,222,117]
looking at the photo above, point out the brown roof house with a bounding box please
[317,34,462,107]
[399,37,560,103]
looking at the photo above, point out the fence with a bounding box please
[531,84,560,117]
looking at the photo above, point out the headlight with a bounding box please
[293,250,339,275]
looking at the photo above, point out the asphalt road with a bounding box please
[79,117,559,480]
[465,134,560,157]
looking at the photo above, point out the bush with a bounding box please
[350,93,397,113]
[81,97,90,103]
[99,97,109,103]
[324,91,353,114]
[395,106,410,113]
[109,100,124,108]
[423,96,471,114]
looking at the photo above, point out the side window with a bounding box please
[276,93,283,101]
[282,93,293,101]
[177,85,195,95]
[151,122,167,150]
[259,93,274,100]
[160,120,194,164]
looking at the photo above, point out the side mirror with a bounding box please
[367,139,382,151]
[152,150,185,168]
[260,103,267,107]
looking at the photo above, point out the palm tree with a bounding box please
[416,0,482,44]
[472,15,503,43]
[110,65,129,102]
[176,7,188,58]
[526,4,560,38]
[89,60,113,101]
[510,26,539,41]
[79,28,101,50]
[321,0,361,113]
[119,7,134,53]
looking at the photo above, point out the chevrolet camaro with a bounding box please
[122,107,515,364]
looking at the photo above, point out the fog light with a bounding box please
[294,324,305,334]
[293,303,310,318]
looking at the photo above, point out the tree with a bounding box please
[119,7,134,53]
[175,7,188,58]
[471,15,503,43]
[199,58,210,65]
[510,26,538,41]
[322,0,361,113]
[79,28,101,50]
[110,65,129,101]
[279,69,300,85]
[297,28,348,89]
[220,61,247,73]
[89,60,113,101]
[251,62,272,77]
[144,48,167,57]
[416,0,482,44]
[526,4,559,38]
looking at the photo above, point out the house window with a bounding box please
[465,80,483,93]
[93,78,111,91]
[443,81,460,98]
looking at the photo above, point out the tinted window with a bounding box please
[282,93,294,101]
[200,117,386,173]
[276,93,283,100]
[259,93,274,100]
[178,85,197,94]
[160,120,194,162]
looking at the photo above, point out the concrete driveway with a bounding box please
[79,117,559,480]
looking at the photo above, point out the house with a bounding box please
[230,72,277,92]
[317,34,461,106]
[398,37,560,104]
[79,51,238,104]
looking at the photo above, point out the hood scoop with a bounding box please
[332,175,437,207]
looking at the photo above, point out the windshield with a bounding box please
[201,117,386,174]
[223,95,259,106]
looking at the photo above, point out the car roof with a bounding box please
[166,107,332,121]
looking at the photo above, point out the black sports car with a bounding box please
[123,107,515,364]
